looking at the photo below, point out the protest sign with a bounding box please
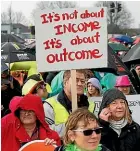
[19,140,56,151]
[35,7,107,72]
[90,95,140,125]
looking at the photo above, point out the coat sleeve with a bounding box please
[43,102,66,138]
[99,118,112,150]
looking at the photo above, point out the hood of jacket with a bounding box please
[15,94,50,130]
[9,96,23,113]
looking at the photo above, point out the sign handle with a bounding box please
[71,70,77,112]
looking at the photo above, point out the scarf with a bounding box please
[65,143,102,151]
[109,118,128,136]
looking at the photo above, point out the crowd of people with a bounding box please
[1,62,140,151]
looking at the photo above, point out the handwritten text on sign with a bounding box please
[35,8,107,72]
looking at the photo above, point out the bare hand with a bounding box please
[99,108,111,122]
[1,105,4,111]
[9,81,14,89]
[44,138,57,146]
[1,84,8,91]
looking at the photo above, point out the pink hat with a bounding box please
[115,75,131,87]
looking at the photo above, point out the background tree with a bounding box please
[94,1,134,29]
[15,11,27,24]
[31,1,77,22]
[1,3,29,25]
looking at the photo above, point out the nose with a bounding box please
[77,80,82,85]
[91,131,98,138]
[117,102,123,108]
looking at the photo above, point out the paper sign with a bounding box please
[35,7,107,72]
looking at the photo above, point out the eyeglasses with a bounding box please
[73,127,103,136]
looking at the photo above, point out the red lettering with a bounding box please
[41,14,48,24]
[54,25,63,35]
[91,49,103,58]
[43,40,50,49]
[68,52,75,61]
[54,13,60,21]
[54,22,100,35]
[46,54,55,63]
[46,48,103,64]
[75,51,83,59]
[70,32,100,45]
[56,40,62,48]
[62,48,68,61]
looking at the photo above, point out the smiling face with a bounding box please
[109,99,126,121]
[68,120,101,151]
[20,109,37,125]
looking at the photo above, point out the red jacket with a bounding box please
[1,94,61,151]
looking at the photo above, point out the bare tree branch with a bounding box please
[94,1,134,29]
[31,1,77,22]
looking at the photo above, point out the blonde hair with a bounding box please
[63,108,98,145]
[124,101,132,124]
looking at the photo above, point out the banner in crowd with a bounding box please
[35,7,107,72]
[91,95,140,125]
[19,140,56,151]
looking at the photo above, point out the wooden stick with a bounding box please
[71,69,77,112]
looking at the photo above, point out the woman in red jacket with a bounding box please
[1,94,61,151]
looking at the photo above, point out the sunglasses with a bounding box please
[73,127,103,136]
[36,83,46,91]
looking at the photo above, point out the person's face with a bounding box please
[135,66,140,77]
[76,72,86,95]
[1,70,9,78]
[20,109,37,125]
[36,83,48,98]
[87,83,99,96]
[68,120,101,151]
[64,72,86,96]
[109,99,126,121]
[117,86,130,95]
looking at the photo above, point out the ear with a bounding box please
[68,130,75,142]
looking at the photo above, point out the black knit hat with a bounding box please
[99,88,128,114]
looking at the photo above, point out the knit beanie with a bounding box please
[99,88,128,114]
[87,78,102,92]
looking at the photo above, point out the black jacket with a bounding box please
[99,118,140,151]
[54,144,111,151]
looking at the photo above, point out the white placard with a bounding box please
[90,95,140,125]
[35,7,107,72]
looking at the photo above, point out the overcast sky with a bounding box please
[1,1,140,28]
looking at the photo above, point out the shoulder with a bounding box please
[101,144,111,151]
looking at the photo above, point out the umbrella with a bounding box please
[1,42,26,53]
[1,33,25,44]
[1,50,36,63]
[122,43,140,64]
[1,60,9,73]
[25,41,36,55]
[108,43,129,52]
[115,35,134,43]
[109,37,121,43]
[93,45,131,76]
